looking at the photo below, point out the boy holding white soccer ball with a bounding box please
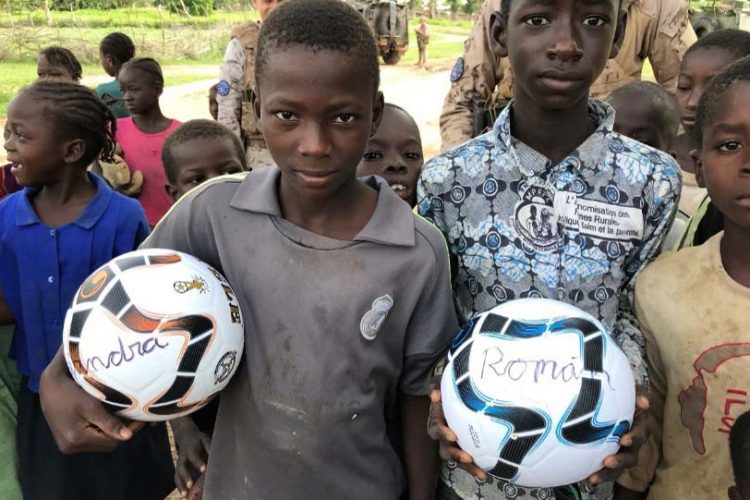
[418,0,679,498]
[39,2,458,499]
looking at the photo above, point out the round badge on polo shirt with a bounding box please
[360,295,394,341]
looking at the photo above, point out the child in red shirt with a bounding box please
[115,57,181,225]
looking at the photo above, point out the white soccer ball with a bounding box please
[441,298,635,488]
[63,248,244,422]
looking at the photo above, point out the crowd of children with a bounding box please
[0,0,749,499]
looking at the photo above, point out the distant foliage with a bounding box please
[52,0,139,8]
[155,0,215,16]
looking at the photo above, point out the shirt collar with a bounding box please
[493,98,615,176]
[16,173,113,229]
[230,167,415,247]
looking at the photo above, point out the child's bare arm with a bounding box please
[171,416,211,497]
[39,348,142,453]
[401,391,440,500]
[0,285,14,325]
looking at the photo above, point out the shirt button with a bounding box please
[49,229,56,236]
[48,276,55,283]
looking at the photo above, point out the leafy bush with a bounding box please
[156,0,214,16]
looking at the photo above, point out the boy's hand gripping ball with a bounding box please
[62,249,245,422]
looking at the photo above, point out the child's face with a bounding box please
[36,55,75,81]
[119,67,161,116]
[697,81,750,232]
[254,46,383,201]
[357,106,423,207]
[165,137,245,201]
[4,93,72,187]
[493,0,623,111]
[253,0,282,21]
[611,97,671,151]
[677,47,737,132]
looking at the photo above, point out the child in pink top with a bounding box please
[115,58,181,225]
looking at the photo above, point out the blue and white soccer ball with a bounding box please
[441,298,635,488]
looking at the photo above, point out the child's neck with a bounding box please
[720,222,750,288]
[278,176,377,241]
[132,107,171,134]
[33,169,97,228]
[511,95,595,165]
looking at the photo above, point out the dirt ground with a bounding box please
[155,62,452,158]
[0,62,450,165]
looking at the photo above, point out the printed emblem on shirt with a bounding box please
[678,343,750,454]
[360,295,394,341]
[512,183,558,252]
[554,191,644,242]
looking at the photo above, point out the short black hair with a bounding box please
[19,80,116,166]
[383,102,420,137]
[684,28,750,63]
[731,411,750,491]
[607,81,680,138]
[99,32,136,66]
[256,0,380,92]
[695,55,750,143]
[162,119,246,183]
[38,46,82,81]
[120,57,164,90]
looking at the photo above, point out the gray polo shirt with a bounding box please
[144,168,458,500]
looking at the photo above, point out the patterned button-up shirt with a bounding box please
[418,100,680,499]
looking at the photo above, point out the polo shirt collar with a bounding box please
[493,99,615,177]
[230,167,415,247]
[16,173,113,229]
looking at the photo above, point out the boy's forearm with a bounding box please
[400,392,440,500]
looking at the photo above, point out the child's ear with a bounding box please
[165,183,180,203]
[609,9,628,59]
[489,11,509,58]
[691,148,707,188]
[370,91,385,138]
[63,139,86,165]
[251,88,261,128]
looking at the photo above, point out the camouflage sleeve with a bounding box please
[217,38,245,139]
[611,154,681,389]
[647,0,697,93]
[439,0,502,152]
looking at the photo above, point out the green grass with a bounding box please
[0,62,218,117]
[0,7,257,28]
[0,9,471,117]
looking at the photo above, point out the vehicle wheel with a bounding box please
[691,16,721,38]
[382,48,401,65]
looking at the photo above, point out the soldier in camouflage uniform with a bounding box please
[440,0,697,150]
[217,0,282,169]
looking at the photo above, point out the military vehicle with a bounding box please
[689,1,750,37]
[350,0,410,64]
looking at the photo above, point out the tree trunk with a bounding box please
[44,0,52,27]
[429,0,437,18]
